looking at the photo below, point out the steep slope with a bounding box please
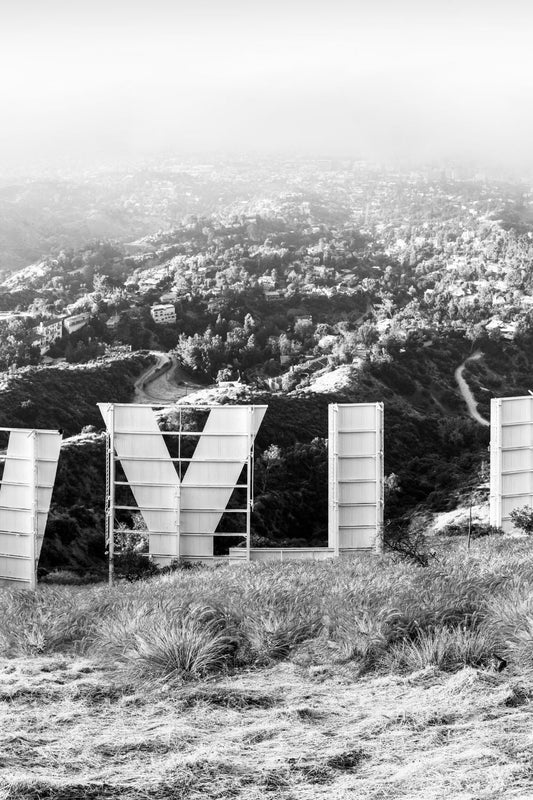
[0,354,152,435]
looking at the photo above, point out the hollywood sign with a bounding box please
[4,392,531,590]
[0,402,384,588]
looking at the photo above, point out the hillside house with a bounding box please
[106,314,121,330]
[36,319,63,351]
[160,291,178,303]
[138,277,161,292]
[64,312,90,335]
[150,304,176,325]
[39,320,63,344]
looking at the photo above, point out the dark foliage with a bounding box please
[439,522,505,538]
[0,355,150,435]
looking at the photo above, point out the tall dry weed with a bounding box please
[92,599,243,681]
[485,583,533,672]
[382,625,497,672]
[238,587,322,663]
[2,539,533,682]
[0,586,112,655]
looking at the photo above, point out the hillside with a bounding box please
[34,355,485,576]
[0,162,267,277]
[2,161,533,567]
[27,325,533,576]
[39,433,107,577]
[0,355,153,578]
[0,353,151,434]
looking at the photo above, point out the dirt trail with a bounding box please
[455,351,490,426]
[133,352,205,403]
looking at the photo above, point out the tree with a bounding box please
[216,367,234,383]
[244,313,256,334]
[357,322,379,347]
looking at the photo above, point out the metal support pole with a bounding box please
[246,407,253,562]
[328,404,340,557]
[174,481,181,562]
[376,403,384,555]
[106,404,116,587]
[467,499,472,552]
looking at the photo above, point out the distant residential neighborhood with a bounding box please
[1,159,533,387]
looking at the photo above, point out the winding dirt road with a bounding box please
[134,352,205,403]
[455,351,490,427]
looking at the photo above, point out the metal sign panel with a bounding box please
[98,404,266,567]
[490,396,533,532]
[179,406,265,558]
[328,403,384,554]
[0,428,62,589]
[99,404,181,562]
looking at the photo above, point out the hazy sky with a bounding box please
[1,0,533,170]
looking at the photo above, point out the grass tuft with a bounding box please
[382,625,496,672]
[92,601,243,682]
[236,583,323,663]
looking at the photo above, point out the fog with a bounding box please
[2,0,533,172]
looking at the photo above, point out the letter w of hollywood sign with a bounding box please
[98,404,266,562]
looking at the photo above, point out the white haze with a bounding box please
[2,0,533,172]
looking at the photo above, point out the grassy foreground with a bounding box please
[1,539,533,799]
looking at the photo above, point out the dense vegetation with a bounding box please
[0,354,150,434]
[3,539,532,678]
[40,435,107,577]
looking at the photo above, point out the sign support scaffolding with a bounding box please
[104,404,116,586]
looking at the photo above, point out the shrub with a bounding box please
[383,518,430,566]
[440,522,505,539]
[509,506,533,535]
[114,550,160,582]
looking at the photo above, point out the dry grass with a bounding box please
[2,539,533,680]
[1,657,533,798]
[1,538,533,798]
[382,625,498,672]
[99,600,243,683]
